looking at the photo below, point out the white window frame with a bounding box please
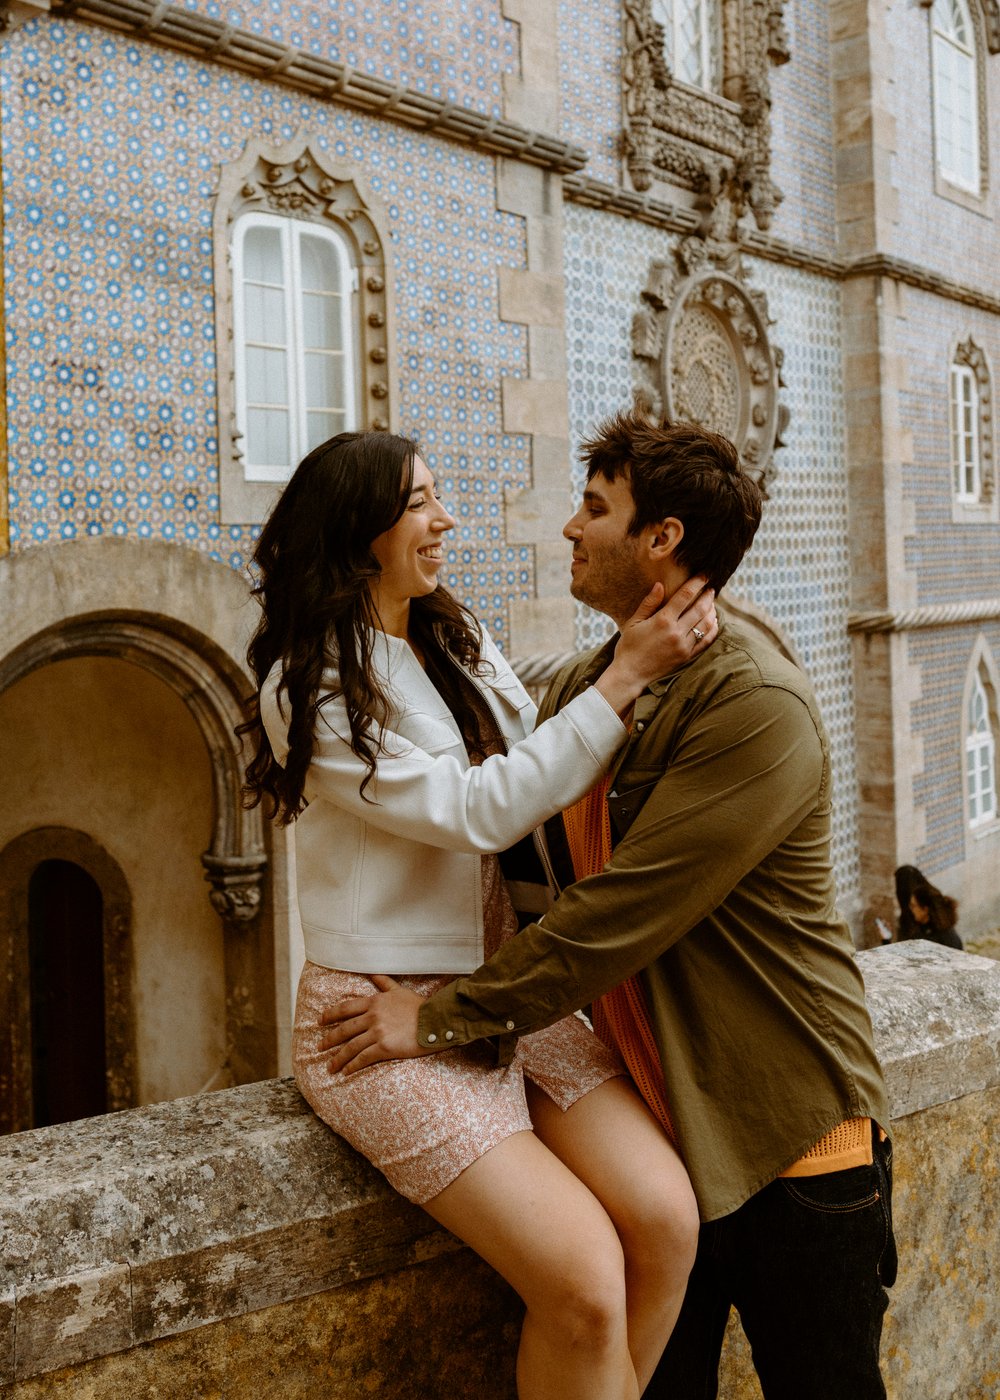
[950,361,981,502]
[932,0,981,196]
[651,0,721,92]
[966,669,998,828]
[232,211,359,484]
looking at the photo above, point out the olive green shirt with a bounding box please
[417,621,889,1221]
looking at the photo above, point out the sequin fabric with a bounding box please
[292,681,625,1205]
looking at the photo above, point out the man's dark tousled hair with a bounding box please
[580,407,762,591]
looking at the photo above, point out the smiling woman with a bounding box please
[235,428,716,1400]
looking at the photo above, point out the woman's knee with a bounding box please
[527,1227,630,1351]
[621,1170,701,1281]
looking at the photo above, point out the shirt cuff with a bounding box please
[417,998,521,1067]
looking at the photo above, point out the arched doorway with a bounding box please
[0,827,136,1135]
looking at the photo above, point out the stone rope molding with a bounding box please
[46,0,589,174]
[848,599,1000,633]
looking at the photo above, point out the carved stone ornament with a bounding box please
[622,0,790,234]
[632,238,788,494]
[202,853,268,929]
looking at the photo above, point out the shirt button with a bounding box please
[636,721,645,732]
[506,1020,515,1031]
[427,1033,437,1043]
[445,1030,454,1041]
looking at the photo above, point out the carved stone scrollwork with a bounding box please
[202,853,268,928]
[632,239,787,494]
[622,0,790,235]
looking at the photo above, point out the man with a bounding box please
[326,408,896,1398]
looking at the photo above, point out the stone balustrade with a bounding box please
[2,941,999,1398]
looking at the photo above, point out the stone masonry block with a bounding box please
[829,0,871,42]
[502,78,558,135]
[526,216,563,271]
[504,487,572,546]
[496,159,562,222]
[501,376,569,438]
[497,268,565,329]
[15,1264,132,1380]
[508,595,575,654]
[534,541,573,599]
[528,325,567,380]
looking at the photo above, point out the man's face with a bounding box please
[563,471,654,625]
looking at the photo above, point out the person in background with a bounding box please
[894,864,963,950]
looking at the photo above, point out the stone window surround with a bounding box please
[621,0,791,233]
[213,137,397,526]
[963,637,1000,836]
[950,337,997,523]
[922,0,999,212]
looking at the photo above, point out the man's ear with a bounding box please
[648,516,684,560]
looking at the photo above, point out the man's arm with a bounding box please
[415,682,824,1047]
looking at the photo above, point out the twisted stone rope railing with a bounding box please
[848,598,1000,633]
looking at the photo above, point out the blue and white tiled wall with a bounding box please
[563,202,862,908]
[2,16,538,646]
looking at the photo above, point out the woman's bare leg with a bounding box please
[424,1130,640,1400]
[526,1077,700,1392]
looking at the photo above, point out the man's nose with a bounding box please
[563,510,583,541]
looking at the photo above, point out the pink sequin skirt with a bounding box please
[293,961,626,1204]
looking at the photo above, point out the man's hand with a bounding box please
[319,975,436,1073]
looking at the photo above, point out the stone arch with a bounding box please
[0,827,135,1135]
[961,634,1000,831]
[0,538,278,1084]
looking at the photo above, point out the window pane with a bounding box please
[302,291,343,351]
[305,351,345,410]
[245,345,288,405]
[244,283,286,343]
[306,410,346,454]
[299,234,341,294]
[247,407,290,469]
[243,225,283,285]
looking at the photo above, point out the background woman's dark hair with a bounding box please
[894,863,961,946]
[580,407,762,592]
[237,430,486,822]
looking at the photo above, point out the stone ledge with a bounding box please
[859,942,1000,1117]
[2,943,998,1384]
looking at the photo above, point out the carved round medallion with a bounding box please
[662,272,778,476]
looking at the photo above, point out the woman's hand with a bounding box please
[319,975,434,1074]
[594,576,717,717]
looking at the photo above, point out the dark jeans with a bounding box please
[647,1134,897,1399]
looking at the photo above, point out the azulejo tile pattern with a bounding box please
[556,0,622,185]
[177,0,518,117]
[563,202,861,907]
[2,18,533,646]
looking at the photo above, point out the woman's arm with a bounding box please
[261,578,716,855]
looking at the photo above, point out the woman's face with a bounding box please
[369,456,455,609]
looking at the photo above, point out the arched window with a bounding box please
[950,359,981,500]
[932,0,981,194]
[966,666,998,827]
[232,213,359,483]
[651,0,722,90]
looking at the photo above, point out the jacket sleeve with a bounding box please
[260,672,627,856]
[415,682,825,1045]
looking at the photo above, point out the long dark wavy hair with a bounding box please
[238,430,487,822]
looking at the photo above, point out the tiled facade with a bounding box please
[1,0,998,1053]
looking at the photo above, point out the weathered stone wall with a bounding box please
[1,942,998,1398]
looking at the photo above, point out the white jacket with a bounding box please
[260,627,626,973]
